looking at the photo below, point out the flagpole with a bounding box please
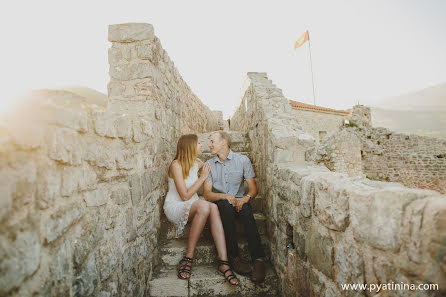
[308,35,316,106]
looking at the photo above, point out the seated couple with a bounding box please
[163,131,266,286]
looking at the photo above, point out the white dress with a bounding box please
[163,162,200,238]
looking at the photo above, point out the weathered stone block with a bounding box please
[11,161,36,209]
[122,245,138,271]
[72,253,98,297]
[105,206,120,230]
[403,198,427,263]
[95,112,131,139]
[142,170,154,199]
[109,62,154,81]
[0,172,13,221]
[126,208,137,242]
[93,112,117,138]
[115,115,132,139]
[335,239,364,297]
[276,230,288,268]
[111,186,130,205]
[55,240,72,281]
[42,101,88,133]
[0,232,40,295]
[420,196,446,288]
[46,204,82,243]
[47,127,82,165]
[83,142,116,169]
[129,173,142,205]
[7,121,44,149]
[372,256,398,285]
[116,149,134,169]
[84,188,109,207]
[313,174,350,231]
[108,43,133,65]
[305,222,334,279]
[293,229,306,261]
[108,23,154,42]
[148,267,188,296]
[137,214,154,237]
[136,40,154,61]
[133,79,155,96]
[61,164,97,197]
[350,188,418,251]
[107,81,125,97]
[121,267,144,297]
[98,238,121,281]
[36,166,61,209]
[300,174,317,218]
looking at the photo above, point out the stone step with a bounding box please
[197,131,251,154]
[161,207,266,240]
[148,264,278,297]
[159,235,270,267]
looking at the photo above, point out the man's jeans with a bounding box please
[215,199,265,261]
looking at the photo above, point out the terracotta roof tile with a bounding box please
[288,99,350,115]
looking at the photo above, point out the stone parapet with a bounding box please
[272,164,445,297]
[348,124,446,194]
[230,72,315,197]
[0,23,219,297]
[230,72,446,296]
[107,23,219,134]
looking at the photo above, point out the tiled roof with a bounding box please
[288,99,350,115]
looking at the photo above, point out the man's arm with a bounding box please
[234,177,258,212]
[203,180,235,203]
[244,177,258,200]
[234,155,257,212]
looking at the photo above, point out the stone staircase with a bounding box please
[148,131,279,297]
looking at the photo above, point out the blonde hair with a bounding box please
[215,131,232,148]
[172,134,198,178]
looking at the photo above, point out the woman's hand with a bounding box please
[199,162,211,180]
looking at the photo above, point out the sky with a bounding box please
[1,0,445,118]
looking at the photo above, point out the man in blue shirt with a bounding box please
[203,131,266,283]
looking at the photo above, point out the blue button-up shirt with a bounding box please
[206,150,255,198]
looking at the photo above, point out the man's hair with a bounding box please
[215,131,232,148]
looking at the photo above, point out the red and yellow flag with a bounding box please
[294,30,309,50]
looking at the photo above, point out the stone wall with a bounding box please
[347,106,446,194]
[231,73,315,197]
[273,165,445,297]
[107,23,219,134]
[212,110,227,130]
[230,73,446,296]
[290,108,348,144]
[307,129,363,177]
[0,23,219,297]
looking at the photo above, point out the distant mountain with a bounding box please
[366,82,446,139]
[372,81,446,110]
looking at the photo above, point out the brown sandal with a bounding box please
[218,260,239,286]
[178,256,193,279]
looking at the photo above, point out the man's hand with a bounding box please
[225,194,236,205]
[233,196,249,212]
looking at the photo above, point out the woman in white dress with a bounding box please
[163,134,239,285]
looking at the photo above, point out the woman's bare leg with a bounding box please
[178,200,210,278]
[209,202,239,285]
[208,203,227,260]
[184,201,210,254]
